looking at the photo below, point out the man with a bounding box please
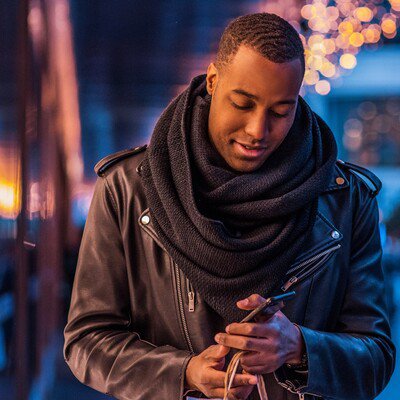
[64,13,395,400]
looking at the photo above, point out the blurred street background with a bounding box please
[0,0,399,399]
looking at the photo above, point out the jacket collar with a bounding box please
[139,206,342,274]
[322,162,349,194]
[138,164,346,271]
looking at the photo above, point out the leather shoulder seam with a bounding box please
[94,144,147,177]
[336,160,382,197]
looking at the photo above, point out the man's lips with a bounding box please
[233,141,267,158]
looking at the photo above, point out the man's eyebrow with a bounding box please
[232,89,258,100]
[232,89,297,105]
[273,99,297,106]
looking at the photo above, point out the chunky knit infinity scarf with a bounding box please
[141,74,337,324]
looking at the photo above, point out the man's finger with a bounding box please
[215,333,265,352]
[236,293,266,310]
[204,369,257,388]
[225,312,284,336]
[204,344,230,360]
[225,322,269,337]
[230,372,258,387]
[240,351,271,366]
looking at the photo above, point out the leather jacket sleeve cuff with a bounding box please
[273,365,308,393]
[181,354,204,399]
[273,324,309,393]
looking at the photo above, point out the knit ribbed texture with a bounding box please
[141,74,337,324]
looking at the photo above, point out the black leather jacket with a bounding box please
[64,146,395,400]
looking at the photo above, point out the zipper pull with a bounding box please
[186,278,195,312]
[298,393,305,400]
[188,291,195,312]
[281,276,298,292]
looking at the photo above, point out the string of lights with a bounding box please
[259,0,399,95]
[299,0,399,94]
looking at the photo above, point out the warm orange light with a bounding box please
[336,34,350,49]
[389,0,400,12]
[0,180,19,219]
[330,21,339,31]
[301,4,317,20]
[320,61,336,77]
[349,32,365,47]
[278,0,398,94]
[0,144,20,220]
[308,34,324,47]
[340,53,357,69]
[304,70,320,85]
[322,38,336,54]
[309,1,327,19]
[338,2,356,17]
[338,21,354,35]
[311,42,326,55]
[326,6,340,21]
[381,19,397,34]
[354,7,373,22]
[309,17,329,32]
[383,29,397,39]
[362,25,381,43]
[307,54,324,70]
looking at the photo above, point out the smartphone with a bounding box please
[239,291,296,323]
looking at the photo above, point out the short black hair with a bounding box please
[216,13,305,75]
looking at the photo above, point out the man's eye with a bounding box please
[231,101,252,110]
[270,110,288,118]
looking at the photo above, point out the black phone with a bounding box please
[239,291,296,323]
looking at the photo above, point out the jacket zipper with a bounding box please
[174,262,194,353]
[186,277,195,312]
[281,244,341,292]
[278,245,340,400]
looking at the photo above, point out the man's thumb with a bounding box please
[206,344,230,360]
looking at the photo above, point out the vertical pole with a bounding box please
[15,0,30,398]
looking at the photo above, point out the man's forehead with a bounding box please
[220,47,303,100]
[227,45,302,72]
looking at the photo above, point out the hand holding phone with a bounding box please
[239,291,296,323]
[223,291,297,398]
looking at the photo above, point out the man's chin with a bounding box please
[227,158,267,173]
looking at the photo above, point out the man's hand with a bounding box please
[214,294,305,375]
[185,344,258,399]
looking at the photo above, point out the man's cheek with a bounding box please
[220,118,244,138]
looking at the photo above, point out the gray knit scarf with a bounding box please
[141,74,337,324]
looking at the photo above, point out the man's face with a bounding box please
[206,45,304,173]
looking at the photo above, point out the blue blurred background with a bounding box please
[0,0,399,399]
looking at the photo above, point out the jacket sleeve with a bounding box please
[63,176,193,400]
[274,178,396,399]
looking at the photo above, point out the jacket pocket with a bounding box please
[281,244,341,292]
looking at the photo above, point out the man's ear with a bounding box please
[206,63,218,96]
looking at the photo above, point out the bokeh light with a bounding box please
[315,79,331,95]
[340,53,357,69]
[297,0,398,94]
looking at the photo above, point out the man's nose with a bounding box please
[245,113,269,142]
